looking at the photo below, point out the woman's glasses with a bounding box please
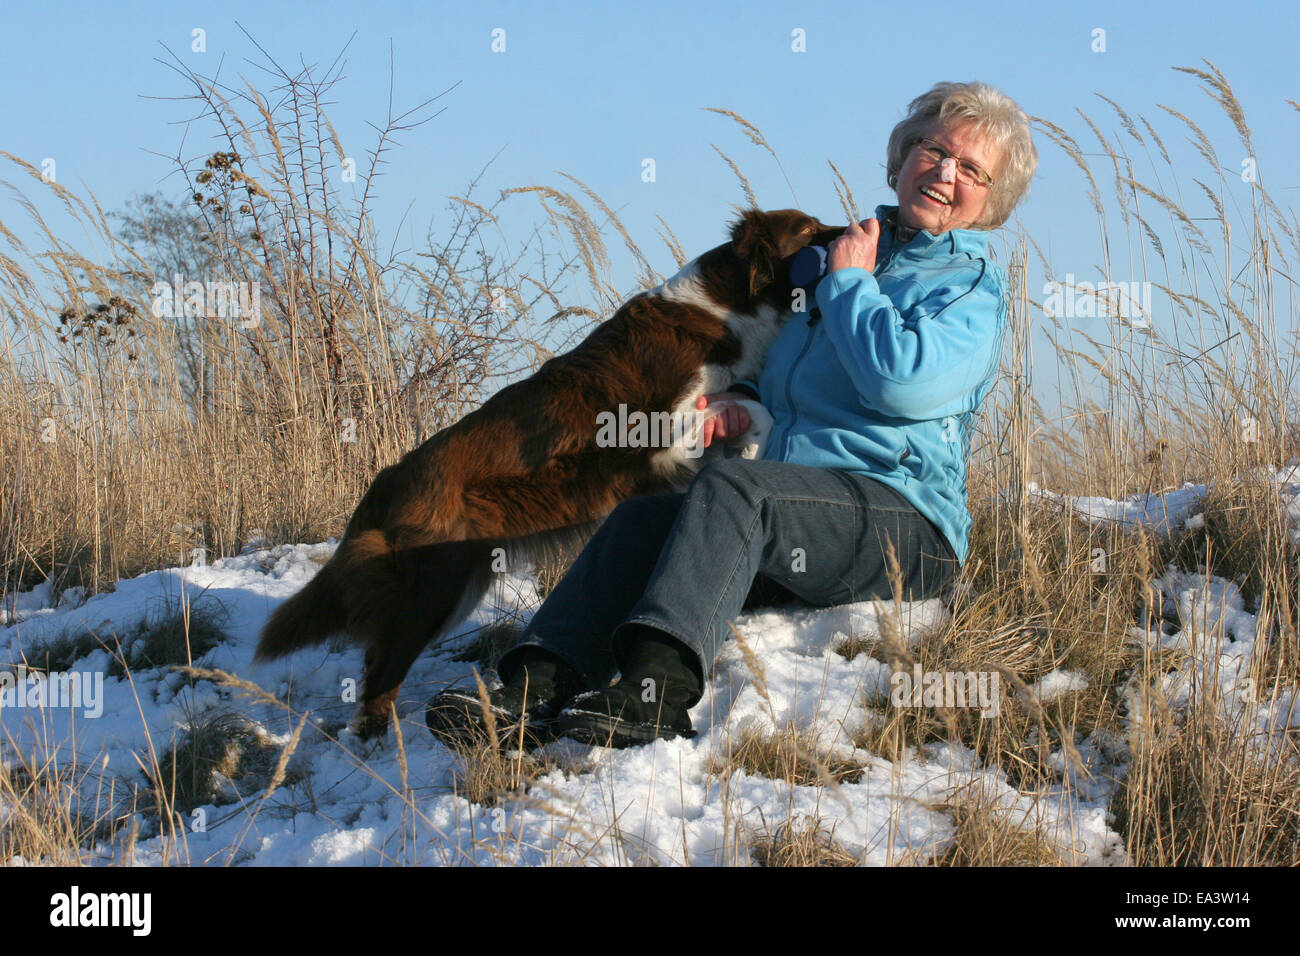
[912,138,995,189]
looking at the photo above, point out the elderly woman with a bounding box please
[427,81,1037,748]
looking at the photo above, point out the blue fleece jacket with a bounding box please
[748,205,1006,564]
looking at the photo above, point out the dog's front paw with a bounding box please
[338,721,390,759]
[353,707,393,744]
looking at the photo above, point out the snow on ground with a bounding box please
[1030,462,1300,543]
[1029,480,1208,535]
[2,470,1299,866]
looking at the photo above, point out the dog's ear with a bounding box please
[730,209,778,297]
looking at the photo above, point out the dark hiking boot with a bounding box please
[556,629,702,748]
[426,649,581,751]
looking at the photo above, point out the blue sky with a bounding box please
[3,0,1297,408]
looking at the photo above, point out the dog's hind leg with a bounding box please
[355,539,495,739]
[357,633,436,740]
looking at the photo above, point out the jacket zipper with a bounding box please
[774,235,910,459]
[774,320,818,458]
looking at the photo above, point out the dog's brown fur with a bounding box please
[254,208,843,738]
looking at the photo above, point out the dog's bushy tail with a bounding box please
[253,529,398,661]
[254,561,348,661]
[253,526,447,662]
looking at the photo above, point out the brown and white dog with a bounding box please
[254,208,843,738]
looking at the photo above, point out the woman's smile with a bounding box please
[895,121,1003,234]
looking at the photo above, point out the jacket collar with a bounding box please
[873,204,991,259]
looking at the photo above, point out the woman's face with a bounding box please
[894,121,1003,235]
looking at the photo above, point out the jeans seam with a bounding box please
[701,499,768,649]
[765,495,916,515]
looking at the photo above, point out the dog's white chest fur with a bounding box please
[644,259,788,479]
[653,258,788,384]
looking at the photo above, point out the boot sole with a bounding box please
[555,708,695,748]
[425,695,557,751]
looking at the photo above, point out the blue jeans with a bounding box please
[498,459,958,692]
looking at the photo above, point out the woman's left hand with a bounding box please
[828,217,880,273]
[695,393,751,449]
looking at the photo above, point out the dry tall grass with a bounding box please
[0,50,613,599]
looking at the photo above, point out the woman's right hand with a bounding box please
[695,393,752,449]
[828,217,880,273]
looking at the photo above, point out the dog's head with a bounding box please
[729,208,845,300]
